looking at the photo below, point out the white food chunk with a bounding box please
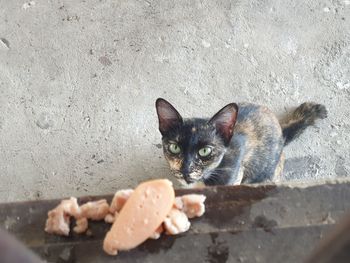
[109,189,134,214]
[80,199,109,220]
[45,197,80,236]
[164,208,191,235]
[181,194,206,218]
[73,218,88,234]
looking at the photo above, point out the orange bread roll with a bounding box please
[103,179,175,255]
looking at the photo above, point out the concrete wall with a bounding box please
[0,0,349,202]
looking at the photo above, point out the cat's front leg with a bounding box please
[231,167,244,185]
[175,177,206,189]
[186,181,206,189]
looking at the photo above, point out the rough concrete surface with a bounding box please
[0,0,349,202]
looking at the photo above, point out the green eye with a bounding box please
[198,146,212,157]
[169,143,181,154]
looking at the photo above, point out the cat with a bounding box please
[155,98,327,187]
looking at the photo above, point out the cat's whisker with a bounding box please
[204,170,226,185]
[211,167,232,172]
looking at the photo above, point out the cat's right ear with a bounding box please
[208,103,238,145]
[156,98,183,135]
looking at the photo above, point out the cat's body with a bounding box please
[156,99,327,187]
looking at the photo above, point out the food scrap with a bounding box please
[73,218,88,234]
[177,194,206,218]
[103,179,175,255]
[80,199,110,221]
[44,197,80,236]
[109,189,134,214]
[44,179,206,256]
[44,198,110,236]
[163,208,190,235]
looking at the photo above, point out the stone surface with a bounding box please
[0,0,349,201]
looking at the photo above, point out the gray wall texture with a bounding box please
[0,0,349,202]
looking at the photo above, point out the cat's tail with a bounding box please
[280,102,327,146]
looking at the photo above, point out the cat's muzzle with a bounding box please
[174,171,202,185]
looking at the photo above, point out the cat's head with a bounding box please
[155,98,238,186]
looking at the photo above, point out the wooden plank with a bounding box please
[1,183,350,262]
[32,225,332,263]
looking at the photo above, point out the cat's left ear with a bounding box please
[156,98,183,135]
[208,103,238,144]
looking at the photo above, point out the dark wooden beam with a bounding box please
[1,183,350,262]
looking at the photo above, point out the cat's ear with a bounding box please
[156,98,183,135]
[208,103,238,144]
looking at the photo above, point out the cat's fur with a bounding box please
[155,98,327,187]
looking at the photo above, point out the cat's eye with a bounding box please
[169,143,181,154]
[198,146,212,157]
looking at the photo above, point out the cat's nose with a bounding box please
[180,169,194,184]
[182,174,194,184]
[182,172,194,184]
[181,161,194,184]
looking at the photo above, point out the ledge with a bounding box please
[1,183,350,262]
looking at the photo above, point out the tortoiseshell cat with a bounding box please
[155,98,327,187]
